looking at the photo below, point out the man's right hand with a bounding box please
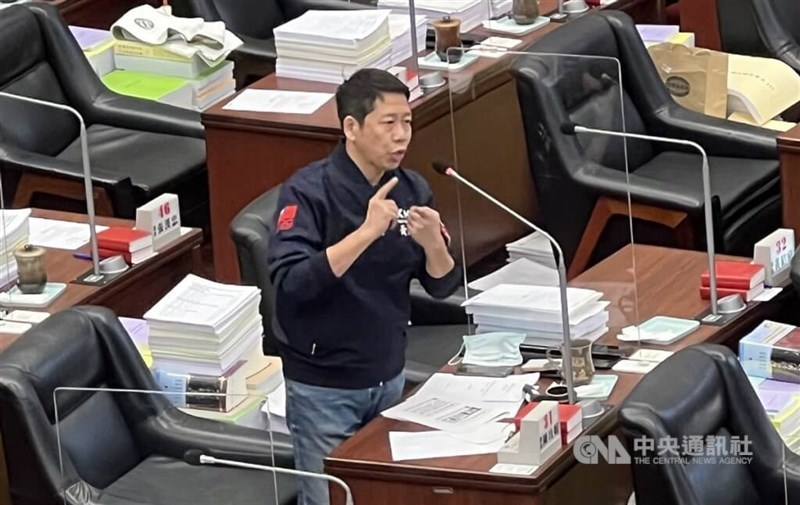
[362,177,399,240]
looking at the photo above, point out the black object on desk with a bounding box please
[521,343,625,370]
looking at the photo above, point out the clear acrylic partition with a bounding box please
[52,387,352,505]
[440,46,647,368]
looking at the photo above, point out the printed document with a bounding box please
[415,373,536,404]
[223,90,333,114]
[381,396,512,434]
[28,218,107,250]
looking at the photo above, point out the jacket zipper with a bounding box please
[311,342,317,356]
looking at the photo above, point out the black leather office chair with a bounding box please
[169,0,372,87]
[619,344,800,505]
[717,0,800,73]
[0,306,296,505]
[0,4,209,229]
[512,11,781,277]
[230,185,468,386]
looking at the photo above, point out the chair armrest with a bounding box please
[648,104,779,159]
[573,160,705,212]
[410,280,467,325]
[87,92,205,139]
[139,408,294,469]
[282,0,371,19]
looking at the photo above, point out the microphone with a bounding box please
[432,160,578,404]
[183,450,354,505]
[561,122,721,317]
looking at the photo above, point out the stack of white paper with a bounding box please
[388,13,428,65]
[273,10,394,84]
[0,209,32,288]
[506,231,557,269]
[378,0,489,33]
[462,284,610,346]
[490,0,513,17]
[144,274,262,375]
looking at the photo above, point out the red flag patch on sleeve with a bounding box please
[277,204,298,231]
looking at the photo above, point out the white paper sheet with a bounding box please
[389,423,512,461]
[381,395,513,434]
[27,218,108,250]
[415,373,537,404]
[468,258,559,292]
[222,90,333,114]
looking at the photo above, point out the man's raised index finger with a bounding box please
[373,176,398,199]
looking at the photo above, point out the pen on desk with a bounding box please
[73,252,92,260]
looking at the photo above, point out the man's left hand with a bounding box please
[407,206,446,250]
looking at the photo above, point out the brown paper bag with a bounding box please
[648,43,728,118]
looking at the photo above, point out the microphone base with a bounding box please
[72,268,127,286]
[694,303,752,327]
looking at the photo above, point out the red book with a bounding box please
[700,284,765,302]
[96,227,152,252]
[700,261,764,290]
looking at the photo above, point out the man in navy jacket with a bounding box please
[267,69,460,505]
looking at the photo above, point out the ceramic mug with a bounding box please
[14,244,47,294]
[546,338,596,386]
[434,16,462,63]
[512,0,540,25]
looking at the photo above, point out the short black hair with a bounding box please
[335,68,410,127]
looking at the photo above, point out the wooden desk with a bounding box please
[780,124,800,236]
[0,209,203,352]
[48,0,162,29]
[203,0,664,283]
[325,245,788,505]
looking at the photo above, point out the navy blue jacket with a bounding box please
[267,143,461,389]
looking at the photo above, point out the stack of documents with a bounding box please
[109,5,237,110]
[462,284,610,346]
[102,61,235,111]
[382,373,536,460]
[506,231,557,269]
[0,209,32,288]
[378,0,489,33]
[144,274,262,376]
[274,10,393,84]
[388,13,428,65]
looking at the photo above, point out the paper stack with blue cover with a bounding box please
[273,9,393,84]
[104,4,239,111]
[144,274,266,414]
[462,284,610,346]
[378,0,489,33]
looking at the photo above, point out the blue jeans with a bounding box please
[285,373,405,505]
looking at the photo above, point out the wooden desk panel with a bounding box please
[679,0,722,50]
[325,245,788,505]
[202,1,663,282]
[780,124,800,237]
